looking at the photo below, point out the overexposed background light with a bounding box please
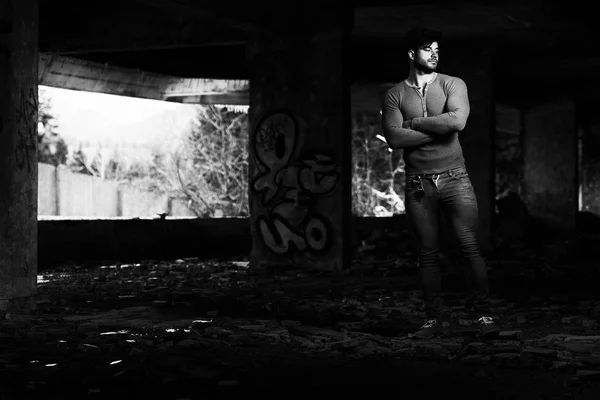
[41,86,198,148]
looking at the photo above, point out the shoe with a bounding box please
[412,319,442,339]
[478,316,499,337]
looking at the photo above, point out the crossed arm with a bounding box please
[381,91,435,149]
[381,78,470,149]
[409,78,470,135]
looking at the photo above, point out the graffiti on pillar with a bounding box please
[251,110,339,256]
[14,88,37,172]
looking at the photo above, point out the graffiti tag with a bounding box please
[251,110,339,256]
[14,88,37,172]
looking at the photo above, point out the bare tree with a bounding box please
[164,105,249,217]
[37,87,69,166]
[351,112,406,217]
[98,106,402,219]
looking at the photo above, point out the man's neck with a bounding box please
[407,68,437,88]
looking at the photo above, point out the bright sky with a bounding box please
[41,85,198,146]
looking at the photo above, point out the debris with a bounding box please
[498,331,523,340]
[493,353,520,361]
[285,325,346,341]
[576,370,600,381]
[176,339,201,348]
[330,339,360,350]
[561,342,596,353]
[354,343,393,356]
[564,335,600,342]
[6,246,599,398]
[521,347,558,357]
[79,343,102,353]
[552,361,583,369]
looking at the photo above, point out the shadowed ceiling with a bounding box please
[39,0,598,81]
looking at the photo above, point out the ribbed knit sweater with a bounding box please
[381,72,470,174]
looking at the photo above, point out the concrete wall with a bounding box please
[37,211,600,270]
[38,163,192,217]
[38,163,57,215]
[522,98,577,233]
[37,216,405,269]
[38,217,254,268]
[57,166,120,217]
[0,0,39,302]
[119,184,168,217]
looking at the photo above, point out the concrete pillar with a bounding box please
[582,117,600,216]
[0,0,38,309]
[247,4,352,272]
[522,98,577,234]
[443,45,495,251]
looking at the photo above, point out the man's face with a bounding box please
[410,41,439,73]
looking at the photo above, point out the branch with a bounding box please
[225,114,246,134]
[174,155,214,215]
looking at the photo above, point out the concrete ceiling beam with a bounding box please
[38,54,249,102]
[167,92,250,105]
[36,53,392,113]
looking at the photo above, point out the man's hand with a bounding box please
[410,77,470,135]
[381,89,436,148]
[402,119,442,142]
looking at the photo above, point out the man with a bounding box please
[381,27,498,339]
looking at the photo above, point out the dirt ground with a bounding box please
[2,235,600,399]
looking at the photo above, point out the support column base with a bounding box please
[0,296,36,316]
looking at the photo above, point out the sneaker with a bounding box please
[412,319,442,339]
[478,316,499,337]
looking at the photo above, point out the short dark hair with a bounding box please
[405,27,442,52]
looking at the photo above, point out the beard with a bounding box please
[414,58,437,74]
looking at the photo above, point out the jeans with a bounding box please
[405,166,490,318]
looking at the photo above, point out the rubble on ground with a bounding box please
[1,244,600,398]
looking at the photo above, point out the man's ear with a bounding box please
[408,50,414,61]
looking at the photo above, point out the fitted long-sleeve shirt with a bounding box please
[381,72,470,174]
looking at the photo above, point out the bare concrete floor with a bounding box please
[2,238,600,399]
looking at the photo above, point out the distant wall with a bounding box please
[119,184,169,217]
[37,163,192,217]
[38,163,58,215]
[57,167,120,217]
